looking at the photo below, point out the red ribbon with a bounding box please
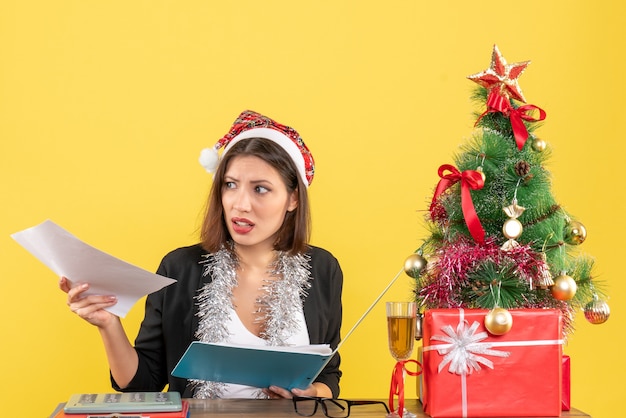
[430,164,485,243]
[389,360,422,418]
[477,90,546,150]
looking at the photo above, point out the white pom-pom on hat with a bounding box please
[199,146,219,173]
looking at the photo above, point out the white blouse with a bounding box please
[220,305,310,398]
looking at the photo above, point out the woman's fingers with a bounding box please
[291,385,318,398]
[71,297,116,320]
[66,282,89,302]
[61,279,118,325]
[70,294,117,311]
[59,276,72,293]
[265,386,295,399]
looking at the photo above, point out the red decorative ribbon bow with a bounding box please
[389,360,422,418]
[477,90,546,150]
[430,164,485,243]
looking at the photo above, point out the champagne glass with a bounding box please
[386,301,417,418]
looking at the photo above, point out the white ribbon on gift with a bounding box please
[428,319,510,375]
[422,308,564,418]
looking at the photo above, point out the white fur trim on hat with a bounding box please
[224,127,308,187]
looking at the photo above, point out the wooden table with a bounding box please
[50,399,591,417]
[185,398,591,417]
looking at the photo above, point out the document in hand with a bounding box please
[172,341,334,390]
[11,220,176,317]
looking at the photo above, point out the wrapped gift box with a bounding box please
[421,308,563,417]
[562,355,571,411]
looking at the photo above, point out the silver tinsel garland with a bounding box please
[192,246,312,399]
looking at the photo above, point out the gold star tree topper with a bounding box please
[467,45,530,103]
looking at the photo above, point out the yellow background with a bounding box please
[1,2,623,417]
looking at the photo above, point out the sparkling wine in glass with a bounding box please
[386,301,417,418]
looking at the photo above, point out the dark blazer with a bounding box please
[112,244,343,398]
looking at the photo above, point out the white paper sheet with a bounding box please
[11,220,176,317]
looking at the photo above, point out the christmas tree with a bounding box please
[407,45,610,336]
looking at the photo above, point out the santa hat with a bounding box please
[199,110,315,187]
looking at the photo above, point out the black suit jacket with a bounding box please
[112,244,343,398]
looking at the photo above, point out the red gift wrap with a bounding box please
[562,355,571,411]
[421,308,563,417]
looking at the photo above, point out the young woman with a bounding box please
[60,110,343,399]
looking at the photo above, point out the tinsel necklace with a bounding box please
[192,245,312,399]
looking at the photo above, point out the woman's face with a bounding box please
[221,155,298,252]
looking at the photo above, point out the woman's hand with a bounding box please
[60,276,138,388]
[59,276,118,328]
[263,382,332,399]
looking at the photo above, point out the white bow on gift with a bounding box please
[430,320,510,375]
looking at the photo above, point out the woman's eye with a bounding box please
[255,185,269,194]
[225,181,236,189]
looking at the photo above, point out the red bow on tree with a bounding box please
[430,164,485,243]
[477,90,546,150]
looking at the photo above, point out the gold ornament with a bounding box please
[537,253,554,288]
[532,137,547,152]
[501,199,526,250]
[415,313,423,340]
[484,307,513,335]
[584,297,610,324]
[404,253,427,279]
[476,166,486,183]
[551,273,577,301]
[425,254,440,276]
[564,220,587,245]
